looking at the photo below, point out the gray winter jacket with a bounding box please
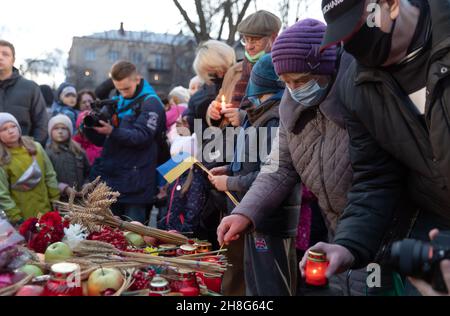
[0,69,49,144]
[233,52,354,236]
[227,96,302,237]
[46,144,90,192]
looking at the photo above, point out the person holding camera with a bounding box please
[299,0,450,296]
[90,61,165,224]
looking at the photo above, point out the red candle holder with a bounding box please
[305,251,329,287]
[149,276,171,296]
[201,274,222,293]
[170,269,199,292]
[158,244,177,257]
[179,286,199,297]
[179,244,197,256]
[43,263,83,296]
[195,242,212,254]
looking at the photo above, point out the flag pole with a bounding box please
[195,162,240,207]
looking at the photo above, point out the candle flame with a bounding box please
[221,95,226,111]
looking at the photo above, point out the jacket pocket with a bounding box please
[107,165,148,195]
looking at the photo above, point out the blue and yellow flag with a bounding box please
[157,152,198,184]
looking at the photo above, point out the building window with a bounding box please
[155,54,164,70]
[85,49,96,61]
[132,52,143,64]
[108,50,119,62]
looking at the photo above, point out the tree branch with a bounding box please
[173,0,201,42]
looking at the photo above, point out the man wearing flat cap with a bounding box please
[209,10,282,297]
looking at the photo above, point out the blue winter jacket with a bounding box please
[91,79,165,204]
[51,83,79,133]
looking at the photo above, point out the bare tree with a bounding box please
[278,0,316,27]
[20,49,64,78]
[173,0,253,45]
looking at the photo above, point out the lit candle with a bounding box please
[221,95,226,111]
[305,251,329,287]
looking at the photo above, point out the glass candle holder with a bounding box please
[195,242,212,254]
[305,251,329,287]
[158,244,177,257]
[149,276,171,296]
[43,263,83,296]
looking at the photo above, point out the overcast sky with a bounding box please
[0,0,323,85]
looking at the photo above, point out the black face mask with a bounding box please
[344,20,396,68]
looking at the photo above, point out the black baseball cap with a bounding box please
[320,0,368,51]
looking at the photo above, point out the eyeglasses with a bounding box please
[240,36,267,46]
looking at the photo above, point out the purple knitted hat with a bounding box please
[272,19,337,76]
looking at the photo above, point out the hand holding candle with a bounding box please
[305,251,329,287]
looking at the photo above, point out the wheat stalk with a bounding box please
[54,178,189,245]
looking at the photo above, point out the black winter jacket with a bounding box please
[335,0,450,268]
[0,69,48,144]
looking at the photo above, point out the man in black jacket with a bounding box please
[301,0,450,294]
[0,40,48,144]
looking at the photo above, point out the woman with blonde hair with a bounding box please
[184,40,236,135]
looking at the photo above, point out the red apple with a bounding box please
[15,285,44,296]
[87,268,124,296]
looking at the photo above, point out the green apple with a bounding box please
[18,265,44,277]
[87,268,124,296]
[44,242,73,263]
[125,232,145,247]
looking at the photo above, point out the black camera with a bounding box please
[83,99,118,128]
[387,231,450,293]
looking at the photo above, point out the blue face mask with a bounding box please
[288,80,328,107]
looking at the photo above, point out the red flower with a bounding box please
[40,212,63,228]
[20,212,67,254]
[18,218,39,241]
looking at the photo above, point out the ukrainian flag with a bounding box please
[157,152,198,184]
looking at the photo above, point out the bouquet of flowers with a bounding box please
[18,212,69,253]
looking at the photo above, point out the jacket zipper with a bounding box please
[317,110,335,215]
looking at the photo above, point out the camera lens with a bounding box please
[390,239,432,277]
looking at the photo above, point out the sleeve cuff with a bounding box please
[226,176,242,192]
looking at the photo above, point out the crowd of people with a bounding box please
[0,0,449,297]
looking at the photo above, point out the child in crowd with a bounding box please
[72,111,103,165]
[51,83,79,132]
[188,76,203,96]
[166,86,189,143]
[0,113,60,224]
[46,115,90,199]
[157,134,207,236]
[76,89,96,112]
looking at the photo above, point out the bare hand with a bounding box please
[210,166,228,176]
[300,242,355,278]
[221,108,241,127]
[208,175,229,192]
[64,186,81,198]
[409,260,450,296]
[93,120,113,136]
[217,214,252,246]
[207,101,222,121]
[409,229,450,296]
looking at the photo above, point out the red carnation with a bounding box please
[18,218,39,241]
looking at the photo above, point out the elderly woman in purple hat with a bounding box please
[216,18,372,296]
